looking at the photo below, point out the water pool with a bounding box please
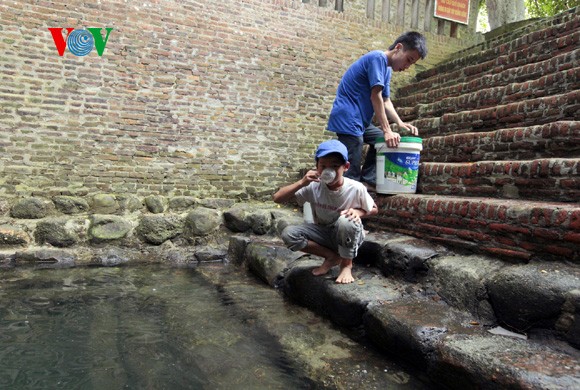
[0,264,428,389]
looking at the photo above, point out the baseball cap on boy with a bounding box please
[315,140,348,163]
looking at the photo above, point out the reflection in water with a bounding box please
[0,265,428,389]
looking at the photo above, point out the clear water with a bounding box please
[0,264,429,389]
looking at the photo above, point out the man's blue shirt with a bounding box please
[327,50,391,137]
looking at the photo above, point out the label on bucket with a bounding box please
[385,152,420,185]
[376,151,420,193]
[375,138,422,194]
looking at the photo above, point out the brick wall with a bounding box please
[0,0,475,201]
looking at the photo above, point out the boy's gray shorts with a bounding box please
[280,215,365,259]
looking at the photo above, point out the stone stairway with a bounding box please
[234,224,580,389]
[368,7,579,264]
[346,8,580,386]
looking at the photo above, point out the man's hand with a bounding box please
[384,122,419,148]
[383,129,401,148]
[398,121,418,136]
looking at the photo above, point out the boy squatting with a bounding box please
[273,140,378,284]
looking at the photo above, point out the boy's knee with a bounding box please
[280,225,296,245]
[336,215,363,248]
[336,215,361,233]
[281,225,307,251]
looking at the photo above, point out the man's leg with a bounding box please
[361,124,384,187]
[337,134,363,182]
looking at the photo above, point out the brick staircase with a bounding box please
[368,7,579,263]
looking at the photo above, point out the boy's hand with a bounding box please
[301,169,321,186]
[341,208,363,223]
[273,169,320,204]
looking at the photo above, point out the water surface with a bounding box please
[0,265,429,389]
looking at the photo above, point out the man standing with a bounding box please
[327,31,427,190]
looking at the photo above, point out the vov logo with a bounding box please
[48,28,113,56]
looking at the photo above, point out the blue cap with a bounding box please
[315,140,348,163]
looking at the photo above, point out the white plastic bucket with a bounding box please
[375,136,423,194]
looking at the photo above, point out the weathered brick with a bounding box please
[489,223,531,235]
[481,247,531,261]
[563,232,580,243]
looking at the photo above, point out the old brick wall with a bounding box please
[0,0,475,201]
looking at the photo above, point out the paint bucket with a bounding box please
[375,136,423,194]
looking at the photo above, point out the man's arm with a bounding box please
[370,86,401,147]
[384,98,418,137]
[272,169,318,204]
[370,85,391,134]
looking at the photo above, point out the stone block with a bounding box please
[137,214,184,245]
[52,196,89,215]
[145,195,166,213]
[89,215,133,243]
[117,195,144,213]
[227,235,251,266]
[245,241,294,287]
[92,194,119,214]
[223,204,253,233]
[14,249,76,269]
[184,207,222,237]
[429,255,504,324]
[248,209,272,235]
[0,224,30,247]
[556,289,580,348]
[10,197,54,219]
[34,217,85,247]
[488,263,580,332]
[168,196,197,211]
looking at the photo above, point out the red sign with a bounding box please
[434,0,470,25]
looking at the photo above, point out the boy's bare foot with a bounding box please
[335,264,354,284]
[312,254,340,276]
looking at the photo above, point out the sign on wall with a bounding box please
[434,0,470,25]
[48,28,113,56]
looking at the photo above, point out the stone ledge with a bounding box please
[399,9,579,94]
[369,194,580,262]
[399,64,580,121]
[418,158,580,202]
[412,90,579,137]
[422,121,580,162]
[0,198,294,250]
[239,235,580,388]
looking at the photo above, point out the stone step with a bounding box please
[416,158,579,202]
[364,298,580,389]
[238,235,580,389]
[411,90,579,137]
[398,64,580,122]
[366,194,579,262]
[397,9,579,98]
[458,5,580,59]
[400,28,579,99]
[398,49,579,110]
[359,232,580,345]
[420,121,580,162]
